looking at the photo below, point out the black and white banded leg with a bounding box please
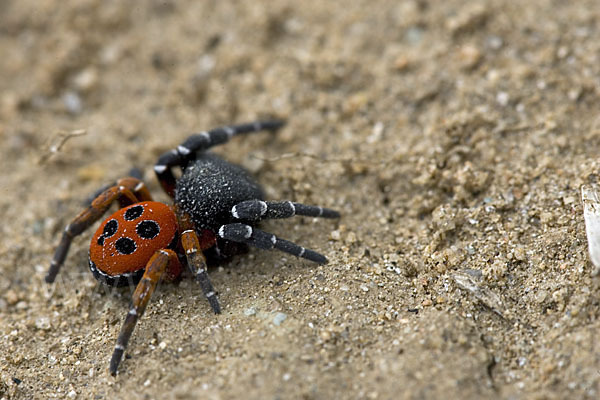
[154,120,285,197]
[231,200,340,221]
[218,223,328,264]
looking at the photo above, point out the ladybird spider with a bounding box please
[45,120,340,375]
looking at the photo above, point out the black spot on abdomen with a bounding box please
[103,219,118,237]
[115,237,137,255]
[137,220,160,239]
[124,205,144,221]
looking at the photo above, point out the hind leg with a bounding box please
[154,121,285,197]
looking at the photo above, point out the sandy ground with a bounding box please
[2,0,600,399]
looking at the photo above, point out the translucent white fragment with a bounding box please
[581,185,600,273]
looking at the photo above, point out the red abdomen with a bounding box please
[90,202,178,276]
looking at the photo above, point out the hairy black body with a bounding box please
[175,153,264,232]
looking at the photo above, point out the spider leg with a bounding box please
[85,169,146,205]
[175,210,221,313]
[231,200,340,221]
[114,177,153,206]
[109,249,179,376]
[46,178,151,283]
[218,223,328,264]
[154,120,285,197]
[181,229,221,314]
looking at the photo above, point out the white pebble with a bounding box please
[582,185,600,273]
[496,91,509,106]
[273,312,287,326]
[63,92,82,114]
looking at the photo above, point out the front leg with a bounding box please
[46,178,151,283]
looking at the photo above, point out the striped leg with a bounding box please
[109,249,179,376]
[231,200,340,221]
[218,223,328,264]
[114,177,153,206]
[85,168,145,205]
[181,229,221,314]
[154,120,285,197]
[46,178,152,284]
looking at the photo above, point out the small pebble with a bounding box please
[486,35,503,49]
[35,317,51,331]
[582,185,600,273]
[320,330,332,341]
[459,45,482,69]
[394,55,411,71]
[63,91,83,114]
[496,91,509,106]
[273,312,287,326]
[72,68,98,92]
[5,290,18,305]
[404,26,424,45]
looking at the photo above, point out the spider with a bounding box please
[45,120,340,375]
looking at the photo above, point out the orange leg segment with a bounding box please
[176,210,220,314]
[109,249,179,376]
[181,229,221,314]
[115,177,153,206]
